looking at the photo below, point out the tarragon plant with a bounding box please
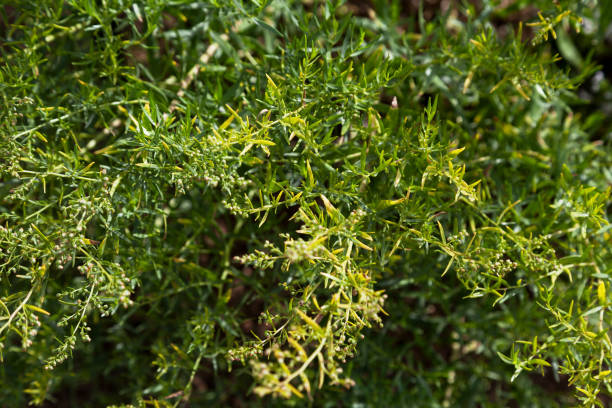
[1,0,611,406]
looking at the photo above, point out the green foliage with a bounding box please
[1,0,611,406]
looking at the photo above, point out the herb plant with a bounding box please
[1,0,611,406]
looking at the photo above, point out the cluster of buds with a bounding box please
[17,311,42,350]
[44,335,77,370]
[80,323,92,343]
[234,247,279,270]
[448,229,470,243]
[489,258,519,277]
[222,196,250,217]
[226,343,264,363]
[347,208,367,227]
[284,238,317,264]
